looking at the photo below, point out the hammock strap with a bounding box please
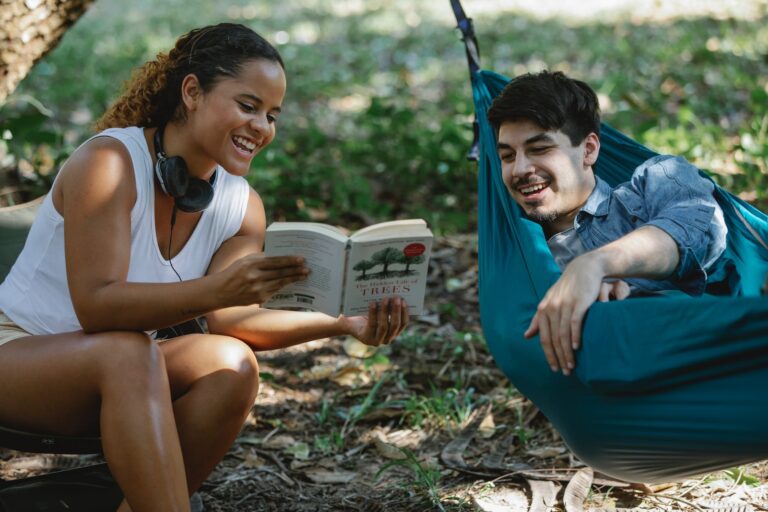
[450,0,481,74]
[450,0,481,161]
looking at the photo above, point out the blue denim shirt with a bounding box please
[550,155,730,296]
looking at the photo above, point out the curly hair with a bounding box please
[95,23,284,130]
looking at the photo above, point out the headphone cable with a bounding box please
[167,205,183,282]
[163,205,206,336]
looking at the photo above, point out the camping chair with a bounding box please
[451,0,768,484]
[0,429,119,511]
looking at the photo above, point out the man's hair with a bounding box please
[486,70,601,145]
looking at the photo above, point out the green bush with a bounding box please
[3,0,767,226]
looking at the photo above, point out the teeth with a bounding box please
[233,136,256,152]
[520,183,548,195]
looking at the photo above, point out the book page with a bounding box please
[265,221,349,241]
[342,234,432,317]
[262,227,347,316]
[351,219,427,241]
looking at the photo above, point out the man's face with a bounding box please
[497,119,599,236]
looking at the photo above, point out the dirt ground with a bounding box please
[2,235,768,511]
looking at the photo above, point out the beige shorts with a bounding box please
[0,312,32,347]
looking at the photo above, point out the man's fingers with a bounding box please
[598,282,611,302]
[615,281,630,300]
[558,307,575,374]
[524,311,540,339]
[570,301,589,352]
[537,318,559,372]
[544,305,568,374]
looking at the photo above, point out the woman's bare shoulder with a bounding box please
[53,134,139,209]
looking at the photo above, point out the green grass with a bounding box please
[375,447,447,511]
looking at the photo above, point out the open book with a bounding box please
[263,219,433,316]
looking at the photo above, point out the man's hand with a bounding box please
[598,280,630,303]
[524,254,629,375]
[339,297,409,347]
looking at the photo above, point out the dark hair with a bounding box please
[486,70,600,145]
[96,23,284,130]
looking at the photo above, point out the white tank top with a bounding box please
[0,126,250,335]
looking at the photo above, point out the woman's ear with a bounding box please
[181,74,202,112]
[582,132,600,168]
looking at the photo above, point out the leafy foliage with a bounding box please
[3,0,767,226]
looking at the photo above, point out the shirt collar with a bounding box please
[580,176,612,217]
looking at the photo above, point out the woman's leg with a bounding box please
[160,334,259,494]
[0,331,190,512]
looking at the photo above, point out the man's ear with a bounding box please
[582,132,600,168]
[181,74,202,112]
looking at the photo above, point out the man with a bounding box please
[486,70,735,376]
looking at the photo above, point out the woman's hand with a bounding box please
[217,254,308,307]
[338,297,409,347]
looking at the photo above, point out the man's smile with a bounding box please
[519,182,550,196]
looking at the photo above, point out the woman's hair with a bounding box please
[486,70,600,145]
[95,23,284,130]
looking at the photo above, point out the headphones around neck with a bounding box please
[153,125,215,213]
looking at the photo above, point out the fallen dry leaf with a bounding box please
[304,363,336,381]
[303,468,358,484]
[373,434,408,460]
[239,450,266,469]
[472,486,529,512]
[262,434,297,450]
[528,479,561,512]
[342,336,378,358]
[526,446,567,458]
[478,412,496,439]
[563,467,593,512]
[331,365,372,387]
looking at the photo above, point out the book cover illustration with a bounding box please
[342,237,432,316]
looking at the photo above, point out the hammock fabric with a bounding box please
[473,68,768,483]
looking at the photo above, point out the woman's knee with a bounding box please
[86,330,165,384]
[207,336,260,404]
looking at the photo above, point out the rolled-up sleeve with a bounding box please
[625,155,722,295]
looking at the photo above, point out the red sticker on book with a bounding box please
[403,243,426,257]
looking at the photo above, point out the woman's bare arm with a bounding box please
[60,138,305,333]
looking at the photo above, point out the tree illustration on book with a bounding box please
[352,259,377,279]
[399,253,425,272]
[354,244,427,281]
[371,247,401,278]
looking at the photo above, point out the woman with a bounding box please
[0,23,407,511]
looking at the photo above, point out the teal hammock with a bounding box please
[463,30,768,484]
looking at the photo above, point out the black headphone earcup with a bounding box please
[157,156,190,198]
[174,178,214,213]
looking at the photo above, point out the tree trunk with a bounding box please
[0,0,95,104]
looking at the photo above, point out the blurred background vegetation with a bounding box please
[1,0,767,233]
